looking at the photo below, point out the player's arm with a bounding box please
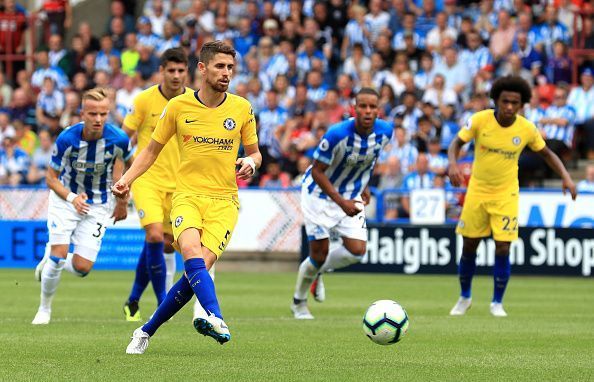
[311,160,361,217]
[236,143,262,180]
[536,146,577,200]
[447,136,467,187]
[110,157,133,223]
[112,138,164,198]
[46,167,89,215]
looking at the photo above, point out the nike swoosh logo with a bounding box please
[186,118,198,123]
[151,113,160,117]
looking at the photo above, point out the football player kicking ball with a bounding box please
[448,76,577,317]
[121,48,213,322]
[32,88,133,325]
[113,41,261,354]
[291,88,393,319]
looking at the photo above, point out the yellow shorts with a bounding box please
[456,193,519,242]
[170,193,240,257]
[131,177,174,235]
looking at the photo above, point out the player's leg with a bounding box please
[125,242,148,321]
[33,192,79,325]
[192,261,215,321]
[293,238,328,317]
[490,241,511,317]
[33,243,68,325]
[451,195,490,316]
[163,234,176,291]
[34,243,51,281]
[488,197,519,317]
[144,223,167,305]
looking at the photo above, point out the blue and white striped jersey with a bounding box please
[540,105,576,148]
[303,118,393,200]
[50,122,133,205]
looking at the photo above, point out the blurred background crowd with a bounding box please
[0,0,593,219]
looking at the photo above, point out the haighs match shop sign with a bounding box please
[343,225,594,276]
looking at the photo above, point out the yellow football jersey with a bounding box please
[458,109,546,196]
[152,91,258,197]
[124,85,193,190]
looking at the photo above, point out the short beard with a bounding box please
[208,78,228,93]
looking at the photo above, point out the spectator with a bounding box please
[47,34,73,78]
[77,21,100,52]
[0,132,29,186]
[95,34,121,72]
[259,160,292,188]
[0,0,27,78]
[342,43,371,82]
[305,70,327,103]
[135,45,160,84]
[390,91,423,138]
[59,91,80,130]
[183,0,215,35]
[27,130,53,185]
[38,0,72,42]
[320,89,347,125]
[272,74,295,110]
[413,115,437,152]
[435,46,471,99]
[513,31,543,78]
[426,12,457,52]
[522,86,546,126]
[392,13,423,50]
[109,17,127,51]
[501,53,533,85]
[414,52,437,91]
[0,72,13,107]
[460,30,493,79]
[576,164,594,193]
[489,10,516,62]
[31,49,70,91]
[440,101,459,151]
[427,137,449,175]
[136,16,162,49]
[341,4,372,60]
[381,126,419,176]
[116,75,141,113]
[377,155,404,220]
[400,153,436,217]
[546,40,572,85]
[365,0,390,44]
[146,0,168,37]
[8,88,35,128]
[106,0,135,35]
[14,120,38,155]
[35,76,64,135]
[0,112,15,142]
[540,86,576,159]
[422,73,458,111]
[259,89,288,167]
[534,5,569,58]
[121,33,140,76]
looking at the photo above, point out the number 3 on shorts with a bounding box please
[92,222,106,238]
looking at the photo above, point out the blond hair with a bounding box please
[82,87,109,102]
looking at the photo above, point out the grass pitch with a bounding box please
[1,269,593,381]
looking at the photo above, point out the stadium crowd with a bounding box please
[0,0,594,219]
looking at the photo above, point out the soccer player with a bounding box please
[122,48,197,322]
[448,76,577,317]
[291,88,393,319]
[32,88,133,325]
[112,41,261,353]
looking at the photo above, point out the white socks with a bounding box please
[39,258,64,312]
[193,264,216,318]
[319,245,362,273]
[293,257,319,301]
[164,252,176,291]
[63,253,88,277]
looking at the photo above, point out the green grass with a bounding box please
[1,269,593,381]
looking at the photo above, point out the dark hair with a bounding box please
[199,40,236,65]
[490,75,532,104]
[356,87,380,100]
[160,47,188,67]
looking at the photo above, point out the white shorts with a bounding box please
[301,188,367,242]
[46,190,113,262]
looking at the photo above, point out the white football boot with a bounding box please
[489,302,508,317]
[449,297,472,316]
[193,314,231,344]
[126,327,151,354]
[290,301,314,320]
[31,310,51,325]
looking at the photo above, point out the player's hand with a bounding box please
[111,198,128,223]
[236,157,256,180]
[112,178,130,199]
[562,177,577,201]
[72,193,90,215]
[361,188,371,206]
[339,199,363,217]
[448,164,464,187]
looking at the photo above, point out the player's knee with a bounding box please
[462,238,481,254]
[73,263,92,277]
[164,242,175,254]
[348,244,367,257]
[145,229,164,243]
[179,240,202,258]
[495,243,511,257]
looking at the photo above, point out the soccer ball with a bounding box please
[362,300,409,345]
